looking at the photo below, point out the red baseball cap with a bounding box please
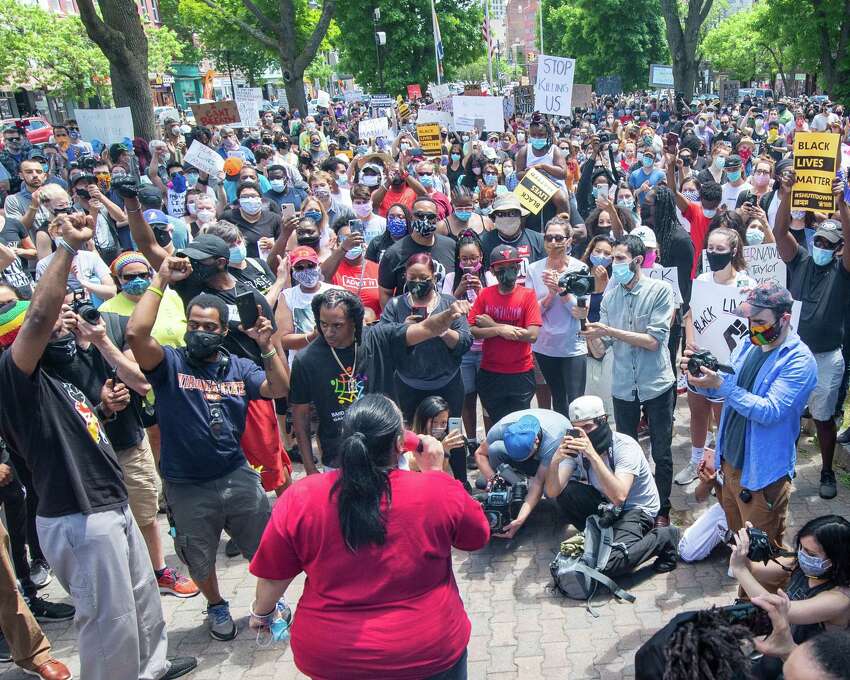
[288,246,319,265]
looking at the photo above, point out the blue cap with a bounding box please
[143,209,169,225]
[503,415,540,460]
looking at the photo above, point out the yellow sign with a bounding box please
[514,168,560,215]
[396,95,410,120]
[792,132,841,212]
[416,123,442,157]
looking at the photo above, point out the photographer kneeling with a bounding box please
[730,515,850,679]
[545,396,680,575]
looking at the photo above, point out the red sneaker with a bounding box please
[158,567,199,598]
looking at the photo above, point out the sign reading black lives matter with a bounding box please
[792,132,841,212]
[534,55,575,116]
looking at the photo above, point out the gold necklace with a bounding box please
[329,342,357,379]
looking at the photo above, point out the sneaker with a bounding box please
[224,538,241,558]
[206,600,236,641]
[838,428,850,445]
[674,462,699,485]
[158,567,200,599]
[676,371,688,395]
[27,596,75,623]
[0,634,11,663]
[29,560,52,590]
[820,468,838,499]
[162,656,198,679]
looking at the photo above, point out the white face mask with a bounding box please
[196,208,215,223]
[362,174,380,187]
[352,202,372,218]
[495,216,521,236]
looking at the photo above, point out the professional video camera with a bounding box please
[558,272,595,298]
[687,349,734,378]
[71,290,100,324]
[474,464,528,534]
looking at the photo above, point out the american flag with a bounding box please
[432,3,444,79]
[482,15,494,59]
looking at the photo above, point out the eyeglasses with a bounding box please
[121,272,152,282]
[413,211,437,222]
[544,234,569,243]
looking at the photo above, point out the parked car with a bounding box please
[0,116,53,147]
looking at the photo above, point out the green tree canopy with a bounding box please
[541,0,669,92]
[335,0,484,95]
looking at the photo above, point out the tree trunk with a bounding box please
[281,57,309,117]
[76,0,156,140]
[659,0,713,100]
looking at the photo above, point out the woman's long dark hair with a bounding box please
[330,394,403,552]
[411,395,449,435]
[452,230,485,289]
[796,514,850,586]
[649,185,679,267]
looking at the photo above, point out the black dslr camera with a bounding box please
[687,349,734,378]
[597,501,622,529]
[71,290,100,324]
[475,464,528,534]
[725,526,792,564]
[558,272,595,297]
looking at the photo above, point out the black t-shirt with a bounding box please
[229,258,276,295]
[174,278,276,365]
[0,351,127,517]
[787,245,850,353]
[289,323,409,466]
[46,345,145,451]
[366,231,398,264]
[660,226,696,309]
[480,228,545,282]
[377,235,456,296]
[0,217,33,299]
[221,208,281,259]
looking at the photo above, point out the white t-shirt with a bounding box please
[524,257,588,358]
[720,181,751,210]
[281,282,342,366]
[35,249,112,306]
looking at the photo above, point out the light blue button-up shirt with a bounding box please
[694,331,817,490]
[599,275,675,402]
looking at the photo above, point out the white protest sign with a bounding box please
[233,87,262,128]
[416,109,453,130]
[534,55,575,116]
[644,267,682,306]
[317,90,331,108]
[74,107,133,145]
[690,280,801,363]
[183,140,225,176]
[700,243,787,286]
[358,116,389,140]
[429,82,451,102]
[167,188,186,218]
[451,96,505,132]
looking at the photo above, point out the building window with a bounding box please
[151,0,160,22]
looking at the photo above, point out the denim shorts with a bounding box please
[460,350,482,395]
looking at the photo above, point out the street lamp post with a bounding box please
[373,8,385,91]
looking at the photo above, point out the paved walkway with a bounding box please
[3,408,848,679]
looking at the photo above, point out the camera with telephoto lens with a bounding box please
[71,290,100,324]
[687,349,734,378]
[597,501,622,529]
[558,272,595,297]
[475,464,528,534]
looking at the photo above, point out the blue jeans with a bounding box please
[425,649,468,680]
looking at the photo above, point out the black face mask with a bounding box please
[42,333,77,367]
[495,267,519,289]
[189,259,221,283]
[412,218,437,237]
[587,421,613,454]
[706,250,733,272]
[391,177,404,187]
[297,235,321,249]
[406,280,433,299]
[184,330,224,361]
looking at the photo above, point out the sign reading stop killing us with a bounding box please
[792,132,841,212]
[534,55,575,116]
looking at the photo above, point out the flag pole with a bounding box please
[431,0,442,85]
[485,0,494,87]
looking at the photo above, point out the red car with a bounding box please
[0,116,54,148]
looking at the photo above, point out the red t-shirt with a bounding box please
[331,257,381,318]
[249,469,490,680]
[468,284,543,374]
[683,201,710,277]
[378,185,417,217]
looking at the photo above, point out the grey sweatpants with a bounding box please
[36,505,170,680]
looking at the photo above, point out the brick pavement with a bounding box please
[2,407,849,680]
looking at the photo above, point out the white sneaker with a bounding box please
[674,462,699,485]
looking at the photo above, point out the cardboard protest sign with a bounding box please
[514,168,560,215]
[451,96,505,132]
[183,140,225,176]
[416,109,453,130]
[572,84,592,110]
[407,84,422,100]
[429,83,451,102]
[74,107,133,145]
[513,85,534,116]
[701,243,787,287]
[644,267,682,306]
[233,87,262,128]
[649,64,674,88]
[792,132,841,212]
[358,116,389,140]
[416,123,442,157]
[534,55,575,116]
[191,101,240,127]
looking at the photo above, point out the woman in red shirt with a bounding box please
[249,394,490,679]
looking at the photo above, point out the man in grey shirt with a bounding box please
[581,234,675,526]
[544,396,679,575]
[475,408,570,540]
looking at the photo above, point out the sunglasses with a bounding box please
[413,211,437,222]
[67,127,79,132]
[121,272,152,282]
[544,234,569,243]
[293,263,317,271]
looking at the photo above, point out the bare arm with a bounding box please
[125,269,170,372]
[121,193,170,269]
[665,152,690,213]
[75,318,151,396]
[773,172,799,263]
[292,403,318,474]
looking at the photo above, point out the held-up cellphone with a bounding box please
[666,132,679,153]
[565,428,582,438]
[235,291,259,330]
[412,305,428,320]
[349,219,364,235]
[281,203,296,220]
[716,602,773,637]
[448,417,463,435]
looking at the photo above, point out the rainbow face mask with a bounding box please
[749,319,781,346]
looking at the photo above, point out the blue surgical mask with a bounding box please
[797,548,831,578]
[419,175,435,189]
[122,277,151,296]
[387,216,408,238]
[450,153,461,162]
[270,179,286,193]
[476,206,493,216]
[713,156,726,170]
[303,210,322,223]
[455,210,472,222]
[229,242,247,264]
[239,197,262,214]
[186,172,199,188]
[812,245,835,266]
[590,254,612,268]
[483,174,498,187]
[617,197,635,211]
[641,156,654,168]
[530,137,548,150]
[703,207,717,218]
[612,261,635,286]
[746,228,765,245]
[726,170,742,182]
[345,245,363,260]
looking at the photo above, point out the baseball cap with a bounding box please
[137,184,163,204]
[288,246,319,266]
[223,156,244,177]
[503,415,541,461]
[569,395,605,423]
[491,193,523,214]
[489,244,523,267]
[631,225,658,249]
[362,162,382,174]
[724,154,742,169]
[176,233,229,261]
[143,209,169,226]
[28,148,47,162]
[814,220,842,245]
[733,282,794,318]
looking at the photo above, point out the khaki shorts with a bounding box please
[116,433,162,528]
